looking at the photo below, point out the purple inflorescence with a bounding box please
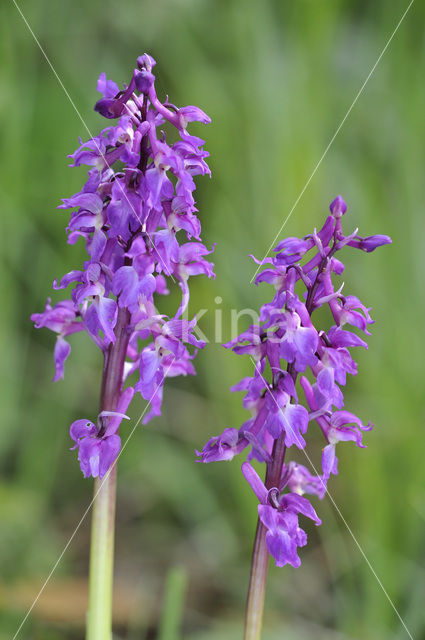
[197,196,391,567]
[32,55,214,478]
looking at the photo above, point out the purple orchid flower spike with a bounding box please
[196,196,390,637]
[32,55,214,478]
[31,55,215,640]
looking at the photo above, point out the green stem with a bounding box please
[86,307,130,640]
[87,468,117,640]
[244,435,286,640]
[244,519,269,640]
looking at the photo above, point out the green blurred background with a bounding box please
[1,0,424,638]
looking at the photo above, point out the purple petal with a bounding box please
[230,377,252,392]
[266,529,299,568]
[242,462,268,503]
[329,195,347,217]
[102,388,134,437]
[331,410,369,430]
[322,444,337,479]
[281,404,308,449]
[360,235,392,252]
[134,69,155,93]
[280,339,297,363]
[178,106,211,126]
[316,368,334,397]
[60,192,103,214]
[112,266,139,308]
[89,229,107,261]
[137,54,156,71]
[347,234,392,252]
[265,412,283,439]
[281,493,321,524]
[97,72,119,98]
[53,270,83,290]
[96,297,118,343]
[139,274,156,298]
[328,326,367,349]
[99,435,121,478]
[196,428,244,463]
[293,326,318,361]
[317,215,335,246]
[141,348,160,383]
[258,504,280,531]
[274,237,310,254]
[53,336,71,381]
[78,438,101,477]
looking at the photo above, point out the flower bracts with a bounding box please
[197,196,391,567]
[32,55,214,478]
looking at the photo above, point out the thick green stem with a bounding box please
[86,308,130,640]
[87,468,117,639]
[244,436,286,640]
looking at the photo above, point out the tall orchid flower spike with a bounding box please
[32,55,213,640]
[197,195,391,640]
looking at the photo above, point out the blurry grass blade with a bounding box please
[158,566,188,640]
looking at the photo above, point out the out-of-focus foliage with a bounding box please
[0,0,424,638]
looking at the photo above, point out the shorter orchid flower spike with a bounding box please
[198,196,390,567]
